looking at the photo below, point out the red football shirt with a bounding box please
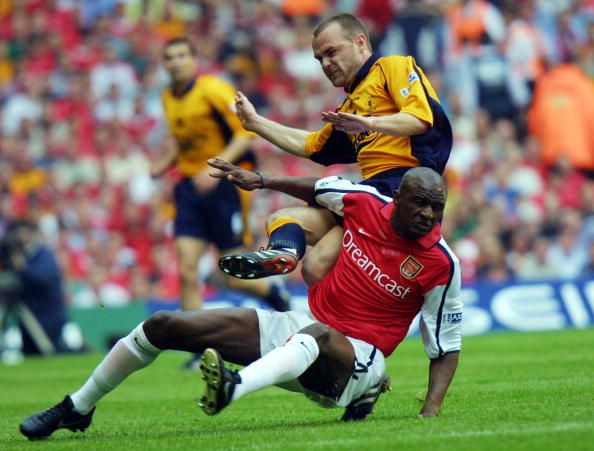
[309,177,462,357]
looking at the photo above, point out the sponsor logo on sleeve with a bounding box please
[442,312,463,324]
[408,71,420,84]
[400,255,423,278]
[400,87,410,97]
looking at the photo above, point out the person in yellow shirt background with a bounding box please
[150,37,291,367]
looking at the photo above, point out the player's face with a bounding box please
[312,23,368,87]
[163,43,196,83]
[392,181,445,240]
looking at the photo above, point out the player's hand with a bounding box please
[207,157,262,191]
[234,91,258,131]
[418,402,440,419]
[192,168,220,194]
[321,111,374,134]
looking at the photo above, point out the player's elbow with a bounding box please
[414,120,430,135]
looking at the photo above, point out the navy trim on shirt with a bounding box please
[171,78,196,97]
[345,53,382,93]
[434,242,455,356]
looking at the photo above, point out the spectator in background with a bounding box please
[356,0,395,47]
[90,44,138,101]
[581,241,594,278]
[516,235,559,281]
[281,0,327,19]
[527,61,594,176]
[282,16,327,82]
[0,41,14,89]
[94,83,134,123]
[379,0,443,73]
[501,0,547,119]
[546,220,588,280]
[1,75,44,136]
[0,219,84,355]
[445,0,514,119]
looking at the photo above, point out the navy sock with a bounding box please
[268,223,306,260]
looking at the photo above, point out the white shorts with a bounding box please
[256,309,386,409]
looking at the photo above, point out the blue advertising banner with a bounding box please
[454,278,594,335]
[146,278,594,336]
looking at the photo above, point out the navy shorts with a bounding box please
[173,178,245,250]
[359,167,412,197]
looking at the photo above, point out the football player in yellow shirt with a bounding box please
[150,38,290,362]
[220,13,452,285]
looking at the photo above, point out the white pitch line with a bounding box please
[235,421,593,450]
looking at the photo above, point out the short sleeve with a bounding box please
[419,245,463,359]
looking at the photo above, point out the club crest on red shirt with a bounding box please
[400,255,423,278]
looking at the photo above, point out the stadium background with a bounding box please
[1,0,594,349]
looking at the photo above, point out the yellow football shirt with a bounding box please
[305,55,452,179]
[162,74,252,177]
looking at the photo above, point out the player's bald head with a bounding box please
[399,167,447,198]
[391,167,446,239]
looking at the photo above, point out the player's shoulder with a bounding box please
[315,177,391,201]
[198,74,234,90]
[414,237,460,289]
[376,55,414,68]
[429,237,460,270]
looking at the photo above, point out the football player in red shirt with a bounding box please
[19,159,462,440]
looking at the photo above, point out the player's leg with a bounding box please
[220,246,291,311]
[173,178,211,311]
[301,225,344,286]
[236,321,354,400]
[175,236,209,311]
[210,182,291,310]
[267,205,338,246]
[199,319,355,416]
[297,328,390,422]
[19,308,261,440]
[220,206,337,279]
[175,235,209,369]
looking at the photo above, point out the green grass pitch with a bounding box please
[1,328,593,450]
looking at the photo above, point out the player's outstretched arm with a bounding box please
[419,351,459,418]
[322,111,429,136]
[235,91,310,158]
[207,157,317,203]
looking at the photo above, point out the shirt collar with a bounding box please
[345,53,382,93]
[380,202,442,250]
[171,77,196,97]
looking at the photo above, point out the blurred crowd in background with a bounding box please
[1,0,594,309]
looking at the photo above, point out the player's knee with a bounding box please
[142,311,179,349]
[266,207,299,228]
[298,322,332,349]
[178,262,197,283]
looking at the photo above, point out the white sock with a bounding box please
[232,333,319,401]
[70,323,161,414]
